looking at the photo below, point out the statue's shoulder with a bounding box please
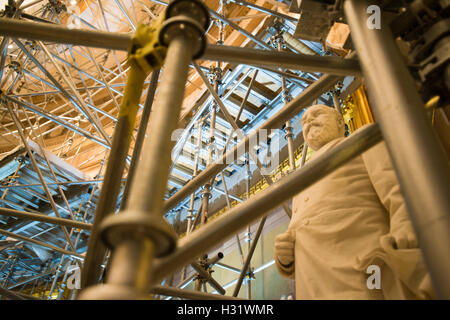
[309,138,345,160]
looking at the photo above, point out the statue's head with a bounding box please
[302,104,345,151]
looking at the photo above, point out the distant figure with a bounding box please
[274,105,435,299]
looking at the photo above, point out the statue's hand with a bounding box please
[275,232,295,266]
[391,230,418,249]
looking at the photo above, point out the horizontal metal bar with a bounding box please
[153,124,382,283]
[151,285,244,300]
[203,44,360,76]
[0,178,125,189]
[10,82,149,97]
[0,19,359,76]
[0,18,130,51]
[0,207,92,231]
[0,228,84,259]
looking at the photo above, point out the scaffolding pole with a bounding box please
[0,207,92,230]
[344,0,450,299]
[0,19,359,75]
[79,0,210,299]
[151,285,243,300]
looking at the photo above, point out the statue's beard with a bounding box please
[305,125,337,151]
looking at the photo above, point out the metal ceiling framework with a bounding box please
[0,0,448,300]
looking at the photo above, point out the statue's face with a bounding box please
[302,105,345,151]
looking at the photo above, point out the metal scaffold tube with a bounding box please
[120,69,160,210]
[150,285,243,300]
[81,65,149,288]
[0,18,359,75]
[81,9,172,285]
[152,124,382,283]
[0,207,92,231]
[0,18,131,51]
[79,0,210,299]
[202,44,361,76]
[0,228,83,259]
[281,31,317,56]
[344,0,450,299]
[277,35,296,173]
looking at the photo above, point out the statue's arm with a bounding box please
[362,141,418,249]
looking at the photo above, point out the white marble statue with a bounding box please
[274,104,435,299]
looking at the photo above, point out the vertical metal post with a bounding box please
[332,89,342,114]
[245,160,252,300]
[344,0,450,298]
[232,160,263,298]
[195,14,226,288]
[220,172,245,267]
[200,103,215,226]
[79,1,210,299]
[81,53,151,288]
[277,35,296,173]
[104,36,191,297]
[285,122,296,172]
[120,69,161,209]
[188,121,203,232]
[181,120,203,281]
